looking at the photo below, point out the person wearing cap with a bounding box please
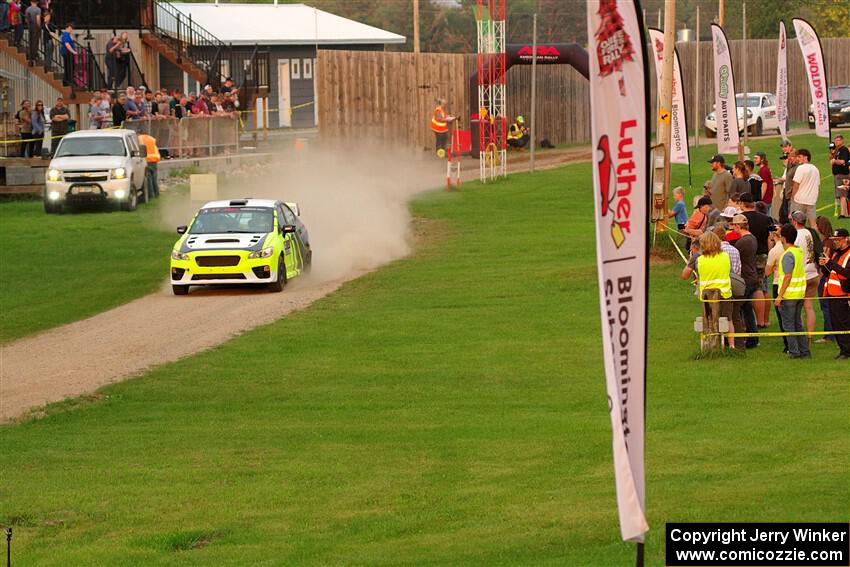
[706,154,732,211]
[774,224,811,359]
[732,214,760,348]
[740,193,773,327]
[507,115,529,149]
[830,135,849,216]
[684,196,713,250]
[790,209,821,341]
[791,148,820,231]
[753,152,773,205]
[819,227,850,359]
[775,141,797,222]
[221,77,234,94]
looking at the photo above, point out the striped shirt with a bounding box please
[721,241,741,275]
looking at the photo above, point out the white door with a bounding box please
[278,60,291,128]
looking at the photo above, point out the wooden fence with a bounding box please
[317,37,850,150]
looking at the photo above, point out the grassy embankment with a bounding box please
[0,198,176,342]
[0,132,846,565]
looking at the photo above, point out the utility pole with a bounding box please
[718,0,724,26]
[654,0,676,224]
[413,0,420,53]
[739,1,747,161]
[694,5,700,149]
[530,13,537,173]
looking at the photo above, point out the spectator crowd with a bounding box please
[677,135,850,361]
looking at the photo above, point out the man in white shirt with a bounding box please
[791,148,820,231]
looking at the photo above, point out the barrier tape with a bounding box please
[657,221,694,240]
[667,231,689,264]
[703,330,850,337]
[701,295,850,303]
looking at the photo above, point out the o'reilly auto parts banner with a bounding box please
[648,28,689,164]
[587,0,649,543]
[776,21,789,141]
[710,24,739,155]
[793,18,830,139]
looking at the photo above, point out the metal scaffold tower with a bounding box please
[476,0,507,182]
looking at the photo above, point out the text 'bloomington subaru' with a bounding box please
[170,199,312,295]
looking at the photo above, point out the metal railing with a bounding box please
[122,115,240,157]
[231,45,270,111]
[148,0,231,90]
[2,29,107,95]
[93,50,150,92]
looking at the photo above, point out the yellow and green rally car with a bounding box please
[170,199,311,295]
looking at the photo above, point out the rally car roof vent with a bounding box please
[229,199,249,206]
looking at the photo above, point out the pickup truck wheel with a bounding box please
[44,199,63,214]
[705,127,716,139]
[121,187,138,212]
[269,256,287,292]
[172,285,189,296]
[753,118,763,136]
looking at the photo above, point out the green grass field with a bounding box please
[0,134,847,565]
[0,199,176,342]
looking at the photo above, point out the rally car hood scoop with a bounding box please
[184,233,266,251]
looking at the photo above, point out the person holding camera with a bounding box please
[830,135,849,218]
[819,228,850,359]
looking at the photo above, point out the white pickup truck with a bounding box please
[44,129,148,214]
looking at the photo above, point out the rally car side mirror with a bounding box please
[281,225,296,234]
[177,225,187,234]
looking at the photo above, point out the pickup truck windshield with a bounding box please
[55,137,127,158]
[189,207,275,235]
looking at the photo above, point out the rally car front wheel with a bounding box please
[172,284,189,295]
[269,256,287,293]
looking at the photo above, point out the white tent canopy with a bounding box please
[172,2,406,46]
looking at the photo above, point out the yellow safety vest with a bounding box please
[776,246,806,300]
[697,252,733,299]
[507,123,523,140]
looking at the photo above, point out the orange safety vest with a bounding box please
[825,248,850,297]
[431,106,448,133]
[138,134,161,163]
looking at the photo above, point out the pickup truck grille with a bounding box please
[64,171,110,182]
[195,255,241,267]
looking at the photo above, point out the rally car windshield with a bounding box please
[55,137,127,157]
[189,207,275,234]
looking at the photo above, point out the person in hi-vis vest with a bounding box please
[819,227,850,359]
[774,223,811,359]
[430,98,454,158]
[138,134,161,200]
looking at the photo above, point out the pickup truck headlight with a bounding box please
[112,167,127,180]
[171,250,190,261]
[841,106,850,113]
[707,112,715,121]
[248,247,274,259]
[746,109,753,118]
[47,169,61,181]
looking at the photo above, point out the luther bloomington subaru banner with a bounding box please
[776,21,789,141]
[711,24,739,155]
[648,28,689,165]
[587,0,649,543]
[793,18,830,139]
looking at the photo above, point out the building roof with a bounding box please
[173,3,406,46]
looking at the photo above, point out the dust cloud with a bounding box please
[158,142,444,282]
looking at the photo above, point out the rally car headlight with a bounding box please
[171,250,190,261]
[112,167,127,180]
[47,169,61,181]
[248,247,274,259]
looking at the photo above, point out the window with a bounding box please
[303,58,313,80]
[281,205,296,226]
[291,59,301,80]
